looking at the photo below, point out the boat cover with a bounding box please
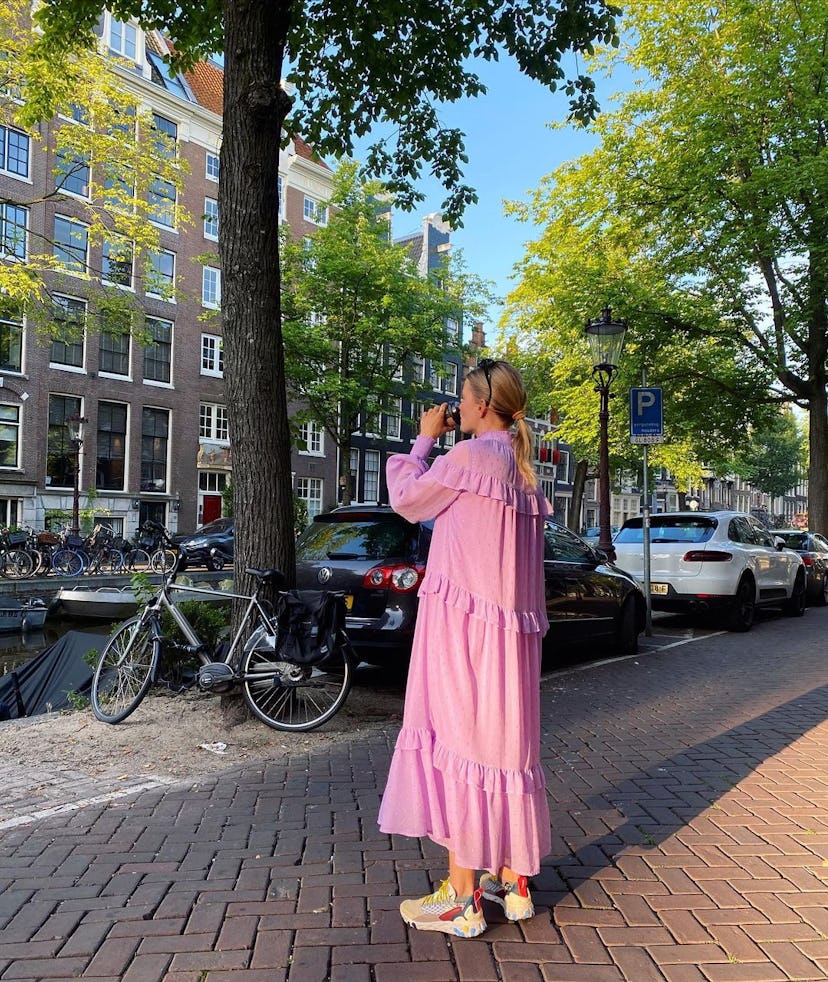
[0,630,109,720]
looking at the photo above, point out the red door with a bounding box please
[201,494,222,524]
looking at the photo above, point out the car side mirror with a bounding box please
[773,536,784,550]
[593,547,610,562]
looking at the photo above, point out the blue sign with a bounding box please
[630,387,663,444]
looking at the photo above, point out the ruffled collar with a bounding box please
[475,429,512,444]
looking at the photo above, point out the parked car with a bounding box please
[773,529,828,605]
[294,505,645,664]
[174,517,234,570]
[613,511,807,631]
[582,525,619,548]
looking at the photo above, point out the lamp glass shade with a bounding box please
[585,310,628,370]
[66,414,86,442]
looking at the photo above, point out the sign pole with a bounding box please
[641,372,653,636]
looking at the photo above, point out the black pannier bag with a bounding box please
[273,590,347,666]
[4,530,28,547]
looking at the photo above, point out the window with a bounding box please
[428,361,440,390]
[0,405,20,468]
[296,477,323,521]
[299,421,323,455]
[303,195,328,226]
[201,333,223,376]
[544,524,594,563]
[148,177,176,227]
[53,216,88,273]
[199,402,229,441]
[203,197,219,239]
[55,149,90,198]
[101,238,133,287]
[50,295,86,368]
[146,249,175,298]
[444,362,459,395]
[443,428,456,448]
[141,407,169,492]
[363,451,380,502]
[150,113,177,158]
[0,125,29,178]
[411,355,426,383]
[102,166,134,208]
[97,402,127,490]
[277,175,284,219]
[202,266,221,308]
[143,317,172,383]
[0,203,27,259]
[206,151,219,181]
[47,394,82,488]
[108,17,138,59]
[385,399,402,440]
[0,313,23,373]
[99,326,130,376]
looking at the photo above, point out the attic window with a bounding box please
[147,49,194,102]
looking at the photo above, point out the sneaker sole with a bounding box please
[481,889,534,921]
[402,915,487,938]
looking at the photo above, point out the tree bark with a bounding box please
[809,388,828,534]
[568,459,589,532]
[221,0,296,606]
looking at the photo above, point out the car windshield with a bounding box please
[615,516,717,544]
[778,532,808,549]
[297,518,416,561]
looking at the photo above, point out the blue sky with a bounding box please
[352,54,623,338]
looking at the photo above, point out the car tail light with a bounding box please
[683,550,733,562]
[363,564,425,592]
[802,555,814,566]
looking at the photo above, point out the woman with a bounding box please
[378,358,550,938]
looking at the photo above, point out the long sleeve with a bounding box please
[386,436,462,523]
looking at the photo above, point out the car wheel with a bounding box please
[727,577,755,632]
[783,570,807,617]
[614,598,639,657]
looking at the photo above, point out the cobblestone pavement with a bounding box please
[1,610,828,980]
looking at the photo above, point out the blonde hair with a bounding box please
[467,360,538,490]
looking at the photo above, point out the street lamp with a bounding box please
[65,413,88,535]
[585,307,628,559]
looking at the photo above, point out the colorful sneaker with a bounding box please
[479,873,535,921]
[400,879,487,937]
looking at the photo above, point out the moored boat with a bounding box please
[54,587,139,620]
[0,598,48,633]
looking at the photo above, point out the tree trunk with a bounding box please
[221,0,295,608]
[568,459,589,532]
[809,388,828,534]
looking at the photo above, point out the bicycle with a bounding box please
[50,526,86,576]
[90,550,356,732]
[136,520,178,573]
[0,528,34,578]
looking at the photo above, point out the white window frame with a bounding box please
[148,177,177,229]
[385,398,402,440]
[146,248,176,300]
[0,404,21,469]
[203,197,219,240]
[202,266,221,308]
[0,203,27,261]
[303,195,328,227]
[53,215,89,274]
[55,148,91,200]
[296,476,323,521]
[107,14,140,62]
[0,125,30,180]
[299,421,324,456]
[363,450,380,503]
[101,237,134,289]
[201,333,224,377]
[443,362,459,396]
[199,401,229,442]
[206,151,219,182]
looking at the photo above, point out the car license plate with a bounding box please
[651,583,669,595]
[343,594,354,611]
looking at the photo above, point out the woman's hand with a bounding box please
[420,403,454,440]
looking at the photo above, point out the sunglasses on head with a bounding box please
[477,358,500,405]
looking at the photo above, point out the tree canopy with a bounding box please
[504,0,828,524]
[282,163,493,504]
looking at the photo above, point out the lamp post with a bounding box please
[585,307,628,559]
[66,413,88,535]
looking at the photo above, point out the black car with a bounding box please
[775,529,828,605]
[174,517,234,570]
[294,505,645,664]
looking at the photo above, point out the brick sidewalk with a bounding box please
[2,612,828,980]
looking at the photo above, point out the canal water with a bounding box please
[0,616,119,677]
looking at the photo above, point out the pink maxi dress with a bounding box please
[378,430,551,875]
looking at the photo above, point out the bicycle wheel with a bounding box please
[99,548,125,573]
[51,548,84,576]
[91,616,160,723]
[3,548,34,579]
[125,548,151,572]
[240,639,353,732]
[150,548,176,573]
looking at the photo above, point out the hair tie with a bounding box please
[512,409,526,422]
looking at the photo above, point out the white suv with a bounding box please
[613,511,806,631]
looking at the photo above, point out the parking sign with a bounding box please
[630,387,663,444]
